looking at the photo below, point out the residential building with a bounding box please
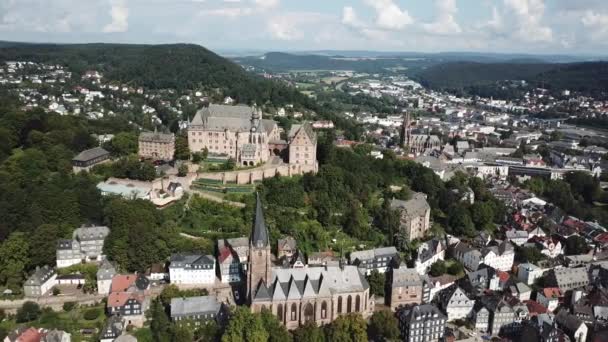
[473,304,491,334]
[170,295,226,327]
[277,237,297,259]
[138,131,175,161]
[24,265,57,297]
[555,310,588,342]
[398,304,447,342]
[387,266,424,311]
[4,327,43,342]
[247,194,374,329]
[424,274,458,303]
[44,329,71,342]
[390,193,431,243]
[482,296,516,336]
[288,123,318,173]
[72,147,110,172]
[453,240,514,272]
[97,260,117,295]
[217,237,249,271]
[99,315,124,342]
[546,267,590,292]
[505,229,529,246]
[169,254,216,285]
[517,263,546,286]
[349,246,399,275]
[307,251,338,267]
[218,246,241,283]
[537,288,562,312]
[438,285,475,321]
[107,274,150,327]
[461,266,501,297]
[56,225,109,268]
[509,282,532,301]
[414,238,445,275]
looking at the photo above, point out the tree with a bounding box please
[448,207,475,237]
[325,314,368,342]
[175,134,190,161]
[178,164,188,177]
[0,232,30,290]
[223,158,236,171]
[429,260,447,276]
[105,132,138,156]
[173,325,194,342]
[447,262,464,276]
[29,224,64,268]
[260,309,291,342]
[221,307,269,342]
[293,321,325,342]
[550,130,564,141]
[367,270,385,297]
[16,301,41,323]
[470,202,495,230]
[150,299,171,342]
[565,235,589,255]
[368,310,400,342]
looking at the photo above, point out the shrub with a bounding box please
[16,301,41,323]
[52,287,60,296]
[83,308,100,321]
[63,302,77,312]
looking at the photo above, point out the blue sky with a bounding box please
[1,0,607,55]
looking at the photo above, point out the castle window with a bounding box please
[321,301,327,319]
[347,295,352,313]
[338,297,343,314]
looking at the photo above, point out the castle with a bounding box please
[188,104,317,174]
[246,194,374,329]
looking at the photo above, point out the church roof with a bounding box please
[251,193,269,248]
[189,104,276,134]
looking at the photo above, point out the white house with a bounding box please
[505,229,529,246]
[438,285,475,321]
[414,238,446,275]
[169,254,216,285]
[454,241,514,272]
[517,263,546,286]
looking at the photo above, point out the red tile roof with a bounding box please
[497,270,510,283]
[542,287,562,299]
[110,274,137,293]
[18,328,42,342]
[218,246,233,263]
[524,300,548,315]
[107,291,143,308]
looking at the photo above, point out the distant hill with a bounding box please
[416,61,608,96]
[0,42,312,106]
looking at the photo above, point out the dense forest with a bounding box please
[416,61,608,98]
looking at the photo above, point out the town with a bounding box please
[0,51,607,342]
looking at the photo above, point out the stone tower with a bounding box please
[247,193,272,303]
[400,111,412,148]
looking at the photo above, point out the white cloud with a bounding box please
[363,0,412,31]
[503,0,552,43]
[581,10,608,41]
[199,7,253,18]
[254,0,279,9]
[341,6,364,28]
[266,12,323,41]
[423,0,462,35]
[103,0,129,33]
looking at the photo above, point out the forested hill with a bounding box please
[0,42,313,106]
[416,61,608,95]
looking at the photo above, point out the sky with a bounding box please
[1,0,608,55]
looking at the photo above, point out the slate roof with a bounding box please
[169,254,215,269]
[139,131,174,143]
[73,225,109,241]
[25,265,56,286]
[390,192,430,218]
[189,104,276,134]
[253,265,368,301]
[170,295,222,317]
[251,193,269,248]
[350,246,398,263]
[392,267,423,287]
[399,304,446,324]
[97,260,117,280]
[417,238,445,264]
[288,123,317,144]
[72,147,109,162]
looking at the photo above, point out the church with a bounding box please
[246,194,374,329]
[188,104,317,174]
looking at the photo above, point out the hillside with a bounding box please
[0,42,313,106]
[416,61,608,96]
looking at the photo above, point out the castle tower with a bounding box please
[400,111,412,148]
[247,193,272,303]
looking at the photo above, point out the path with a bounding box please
[188,190,246,208]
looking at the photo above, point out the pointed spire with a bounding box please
[251,193,269,248]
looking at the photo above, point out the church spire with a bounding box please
[251,193,269,248]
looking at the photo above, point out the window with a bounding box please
[338,297,343,313]
[347,295,352,313]
[355,295,361,312]
[304,303,314,322]
[277,304,283,321]
[291,303,297,321]
[321,301,327,319]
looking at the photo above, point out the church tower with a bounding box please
[247,193,272,303]
[400,111,412,148]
